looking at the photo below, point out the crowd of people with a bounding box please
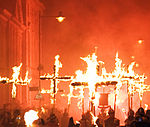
[0,106,150,127]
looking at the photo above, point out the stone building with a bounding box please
[0,0,44,109]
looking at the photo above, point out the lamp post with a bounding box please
[38,11,65,107]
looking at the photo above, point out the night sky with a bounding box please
[41,0,150,77]
[40,0,150,124]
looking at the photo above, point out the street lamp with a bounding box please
[38,11,65,107]
[56,11,66,23]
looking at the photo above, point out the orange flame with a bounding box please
[9,63,31,98]
[69,52,147,112]
[90,112,98,127]
[24,110,39,127]
[145,104,148,111]
[40,55,72,104]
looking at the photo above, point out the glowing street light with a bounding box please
[56,11,66,23]
[138,39,144,44]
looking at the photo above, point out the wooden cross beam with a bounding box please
[0,63,31,98]
[40,55,72,109]
[70,80,118,115]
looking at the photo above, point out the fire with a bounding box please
[39,50,147,121]
[122,108,127,119]
[90,112,98,127]
[68,51,147,114]
[0,76,9,84]
[11,63,22,98]
[71,53,104,109]
[0,63,31,98]
[23,71,32,85]
[145,104,148,111]
[41,107,46,113]
[138,39,144,44]
[40,55,72,104]
[40,55,62,104]
[10,63,31,98]
[24,110,39,127]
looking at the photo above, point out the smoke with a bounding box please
[41,0,150,124]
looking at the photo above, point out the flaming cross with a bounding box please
[131,75,148,107]
[40,55,72,108]
[0,63,31,98]
[70,53,117,115]
[111,53,148,110]
[69,52,147,115]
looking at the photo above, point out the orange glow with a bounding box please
[90,112,98,126]
[68,52,147,112]
[0,63,31,98]
[122,108,127,119]
[0,76,9,83]
[41,107,46,113]
[24,110,39,127]
[138,39,144,44]
[40,55,62,104]
[10,63,31,98]
[40,55,72,104]
[131,56,135,59]
[40,52,147,117]
[56,16,65,23]
[145,104,148,111]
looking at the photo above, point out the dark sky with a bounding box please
[40,0,150,123]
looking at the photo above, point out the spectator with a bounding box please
[68,117,76,127]
[124,109,135,127]
[104,108,120,127]
[61,108,69,127]
[47,112,59,127]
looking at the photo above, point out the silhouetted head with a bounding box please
[137,107,145,116]
[146,110,150,118]
[69,117,74,122]
[48,113,57,122]
[68,117,75,126]
[128,109,134,117]
[108,108,115,118]
[81,114,86,119]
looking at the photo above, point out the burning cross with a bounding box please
[68,52,148,116]
[40,55,72,108]
[69,53,118,115]
[0,63,31,98]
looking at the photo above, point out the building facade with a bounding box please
[0,0,44,109]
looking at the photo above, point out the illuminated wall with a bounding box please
[0,0,44,109]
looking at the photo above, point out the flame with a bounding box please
[41,55,62,100]
[40,55,72,104]
[24,110,39,127]
[11,63,22,98]
[68,52,147,114]
[54,55,62,77]
[11,63,22,82]
[122,108,127,119]
[90,112,98,127]
[138,39,144,44]
[9,63,31,98]
[23,71,32,85]
[0,63,31,98]
[0,76,9,83]
[71,53,103,109]
[145,104,148,111]
[41,107,46,113]
[76,121,80,124]
[40,51,147,118]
